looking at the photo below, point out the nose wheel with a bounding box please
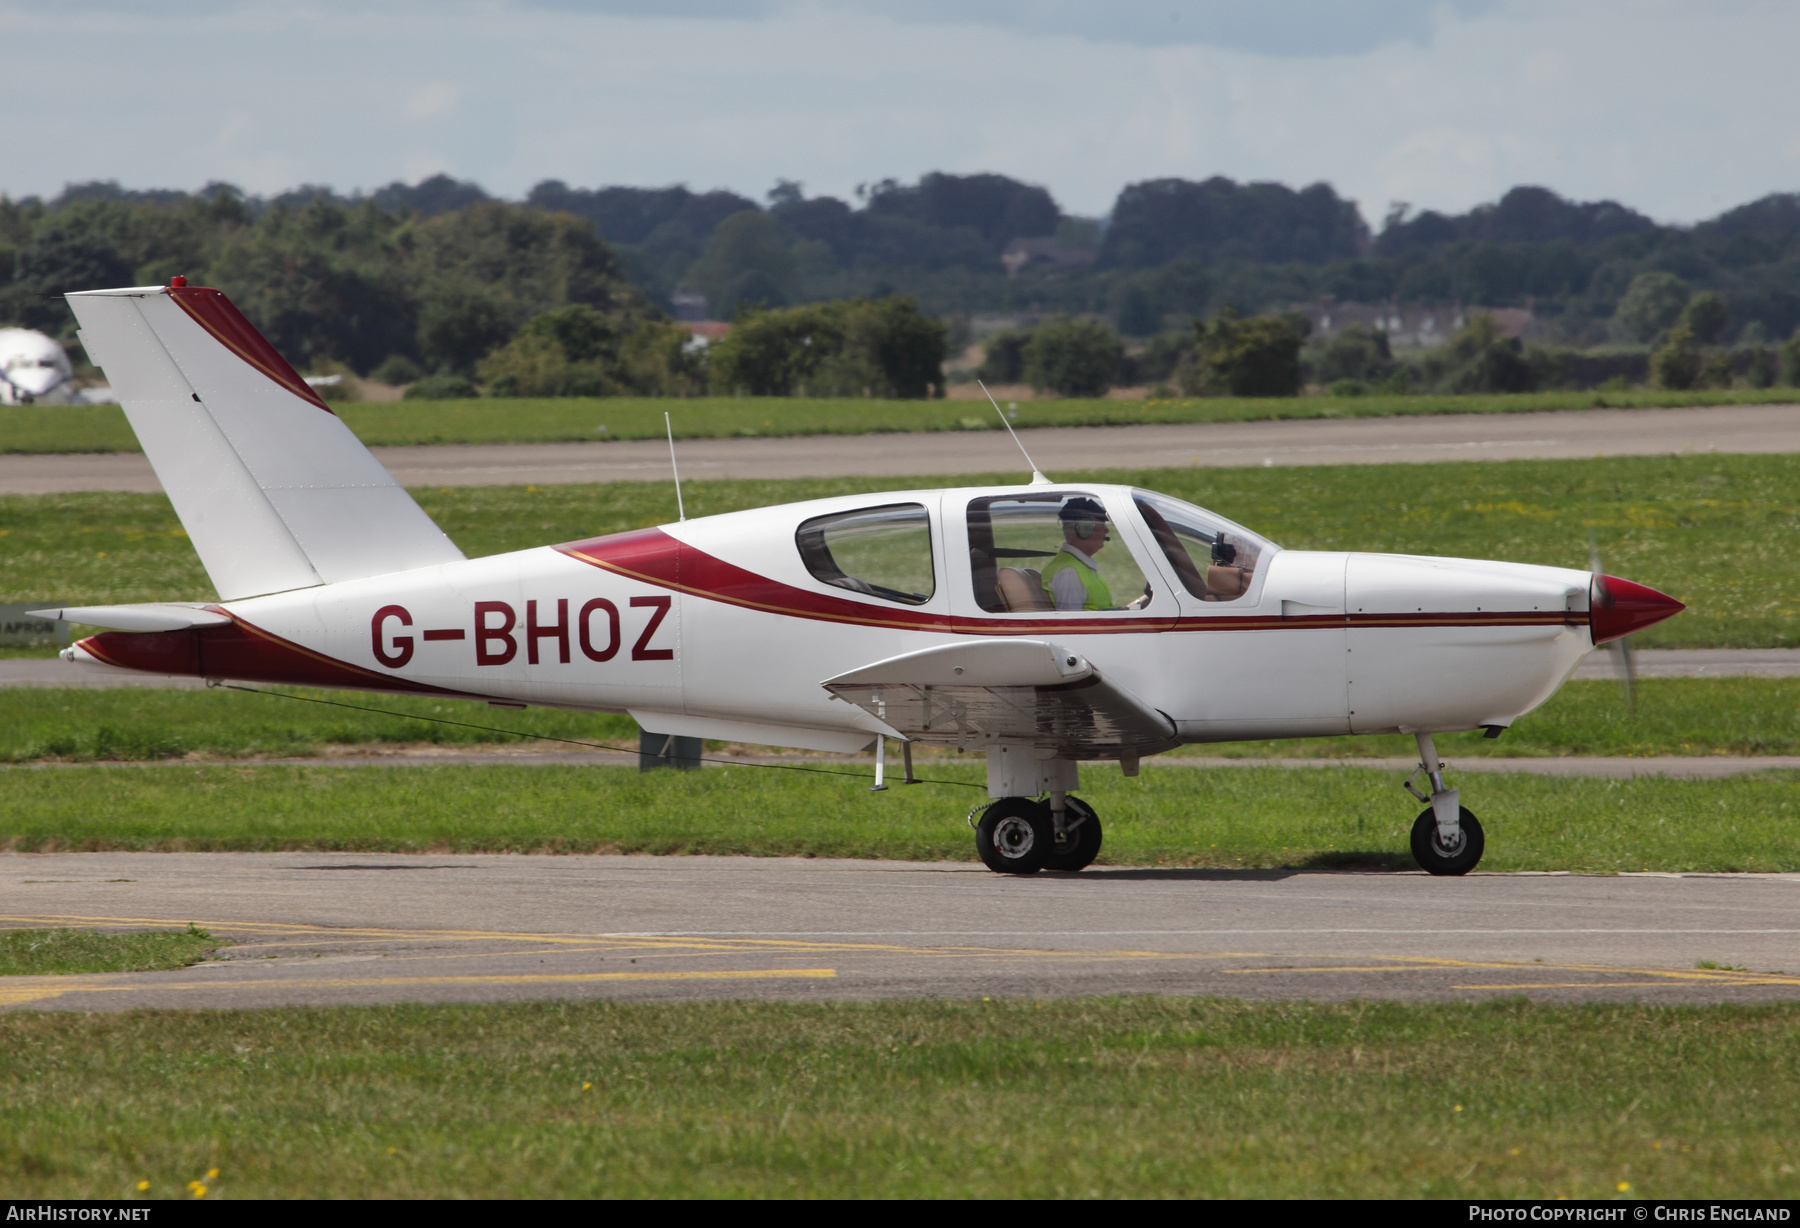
[1404,732,1485,875]
[1410,806,1484,875]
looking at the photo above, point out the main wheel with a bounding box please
[1410,807,1485,876]
[1044,797,1102,872]
[975,797,1052,875]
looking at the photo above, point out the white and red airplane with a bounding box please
[40,281,1684,876]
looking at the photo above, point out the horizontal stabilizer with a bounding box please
[823,639,1178,758]
[29,603,230,632]
[66,284,465,600]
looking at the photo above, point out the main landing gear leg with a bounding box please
[1405,733,1484,876]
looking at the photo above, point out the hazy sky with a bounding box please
[4,1,1795,225]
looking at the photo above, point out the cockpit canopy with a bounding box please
[788,484,1276,613]
[967,488,1275,614]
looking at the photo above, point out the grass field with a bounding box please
[3,760,1797,871]
[4,387,1793,454]
[0,927,219,977]
[0,677,1793,763]
[3,997,1798,1198]
[3,453,1794,647]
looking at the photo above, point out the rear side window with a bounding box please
[796,503,935,605]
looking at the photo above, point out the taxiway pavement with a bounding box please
[3,853,1798,1010]
[5,403,1797,494]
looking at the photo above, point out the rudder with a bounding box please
[68,284,464,601]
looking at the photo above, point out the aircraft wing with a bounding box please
[821,639,1178,759]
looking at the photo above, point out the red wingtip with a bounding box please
[1590,574,1685,645]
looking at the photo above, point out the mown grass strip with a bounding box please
[0,677,1793,764]
[5,388,1794,454]
[3,762,1797,871]
[0,687,640,763]
[3,997,1798,1198]
[3,453,1793,646]
[0,926,220,977]
[3,451,1800,651]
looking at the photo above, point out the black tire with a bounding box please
[975,797,1052,875]
[1044,797,1102,872]
[1410,807,1485,876]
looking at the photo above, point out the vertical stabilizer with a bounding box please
[67,285,464,600]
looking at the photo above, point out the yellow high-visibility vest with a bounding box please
[1041,549,1114,611]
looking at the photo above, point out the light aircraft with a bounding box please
[0,327,75,404]
[40,280,1684,876]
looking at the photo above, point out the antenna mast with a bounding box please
[978,380,1050,485]
[665,411,686,521]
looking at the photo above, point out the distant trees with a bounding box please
[863,173,1059,253]
[1418,315,1535,394]
[416,283,516,376]
[16,170,1800,398]
[974,329,1030,385]
[1133,330,1194,387]
[706,297,947,398]
[684,211,799,318]
[1376,186,1656,257]
[1679,292,1730,345]
[1187,309,1305,397]
[1313,324,1396,386]
[1614,272,1692,342]
[1022,318,1121,398]
[1103,177,1367,269]
[1650,323,1703,390]
[478,304,702,397]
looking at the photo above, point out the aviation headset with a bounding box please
[1058,497,1108,542]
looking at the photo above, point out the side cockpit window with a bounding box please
[967,491,1152,614]
[796,503,935,605]
[1133,489,1273,602]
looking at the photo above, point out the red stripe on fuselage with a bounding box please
[556,528,1588,636]
[79,608,480,697]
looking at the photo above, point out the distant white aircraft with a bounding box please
[0,328,75,404]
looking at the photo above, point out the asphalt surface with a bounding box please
[6,403,1798,493]
[4,854,1798,1010]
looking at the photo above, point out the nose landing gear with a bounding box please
[1404,733,1484,875]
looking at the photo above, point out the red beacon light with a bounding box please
[170,275,188,287]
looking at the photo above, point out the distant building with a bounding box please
[1302,303,1535,349]
[670,293,710,322]
[1001,238,1098,277]
[680,320,731,354]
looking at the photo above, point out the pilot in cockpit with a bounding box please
[1040,497,1149,612]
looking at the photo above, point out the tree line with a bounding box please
[7,172,1800,395]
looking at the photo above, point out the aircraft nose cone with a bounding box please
[1590,574,1685,645]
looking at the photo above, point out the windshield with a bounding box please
[1132,489,1275,602]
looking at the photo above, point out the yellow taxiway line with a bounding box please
[0,966,838,1007]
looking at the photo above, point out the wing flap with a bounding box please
[822,639,1177,758]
